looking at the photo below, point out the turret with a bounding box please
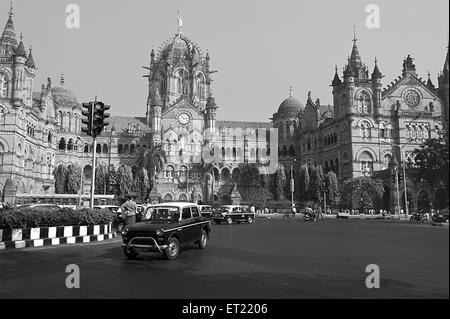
[206,93,218,134]
[371,58,383,117]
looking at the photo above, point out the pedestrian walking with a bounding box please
[291,205,297,219]
[120,195,137,227]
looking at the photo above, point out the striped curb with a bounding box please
[0,223,117,250]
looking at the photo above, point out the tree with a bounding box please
[298,164,310,201]
[66,164,82,194]
[274,164,287,201]
[238,164,259,199]
[248,187,273,210]
[95,164,108,195]
[309,165,324,203]
[325,171,340,209]
[136,144,167,190]
[106,166,118,195]
[412,138,449,191]
[53,164,69,194]
[116,165,135,200]
[136,167,150,200]
[341,177,384,212]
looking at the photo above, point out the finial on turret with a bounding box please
[177,12,183,35]
[9,0,13,17]
[353,25,357,44]
[289,86,293,97]
[60,73,65,87]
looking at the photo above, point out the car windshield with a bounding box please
[145,207,180,221]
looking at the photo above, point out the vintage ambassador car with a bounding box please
[212,205,255,225]
[121,202,212,260]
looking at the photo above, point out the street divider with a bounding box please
[0,223,116,250]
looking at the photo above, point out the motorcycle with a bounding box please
[410,212,427,223]
[304,210,318,222]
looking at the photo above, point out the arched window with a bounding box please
[335,158,339,175]
[282,146,287,157]
[58,138,66,150]
[221,147,226,159]
[382,154,392,169]
[196,73,205,100]
[0,73,7,98]
[67,139,74,151]
[357,91,371,113]
[232,147,237,160]
[124,144,129,154]
[96,144,101,153]
[360,121,372,138]
[118,144,123,154]
[84,145,89,153]
[103,144,108,154]
[359,151,374,175]
[130,144,135,154]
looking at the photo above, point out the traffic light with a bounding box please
[81,102,93,136]
[398,173,404,184]
[92,102,110,137]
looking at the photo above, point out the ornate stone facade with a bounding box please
[273,35,449,210]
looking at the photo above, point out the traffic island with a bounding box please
[0,207,117,250]
[0,223,117,250]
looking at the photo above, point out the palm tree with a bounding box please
[136,143,167,189]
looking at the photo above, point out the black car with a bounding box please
[212,205,255,225]
[432,208,449,226]
[121,202,212,260]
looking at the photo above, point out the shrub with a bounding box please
[0,207,115,229]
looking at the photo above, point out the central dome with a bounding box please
[158,34,201,61]
[277,96,304,116]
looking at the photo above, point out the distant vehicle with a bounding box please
[16,203,62,209]
[336,212,350,219]
[198,205,214,218]
[432,208,449,226]
[93,205,120,212]
[121,202,212,260]
[212,205,255,225]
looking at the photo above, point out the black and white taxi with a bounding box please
[121,202,212,260]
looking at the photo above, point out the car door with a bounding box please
[190,206,204,240]
[179,207,195,244]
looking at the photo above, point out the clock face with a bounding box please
[178,112,191,125]
[404,90,420,108]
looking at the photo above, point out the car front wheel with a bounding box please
[226,217,233,225]
[197,230,208,249]
[164,237,180,260]
[247,216,253,224]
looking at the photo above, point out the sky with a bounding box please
[1,0,449,122]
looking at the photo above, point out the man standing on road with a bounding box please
[292,204,297,219]
[120,195,137,226]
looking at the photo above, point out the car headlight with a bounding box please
[121,228,129,236]
[156,229,164,237]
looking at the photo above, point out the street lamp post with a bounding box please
[290,159,296,210]
[383,141,409,218]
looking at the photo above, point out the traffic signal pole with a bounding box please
[90,137,97,209]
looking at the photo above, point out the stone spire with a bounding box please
[349,27,362,70]
[25,45,36,68]
[371,58,382,79]
[0,3,18,52]
[332,65,342,86]
[426,71,435,89]
[14,33,27,57]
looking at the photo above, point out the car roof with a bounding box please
[153,202,198,208]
